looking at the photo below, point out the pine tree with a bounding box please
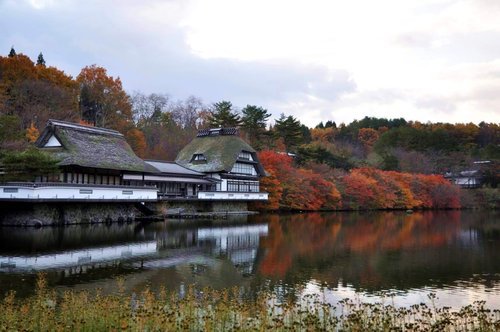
[8,47,16,57]
[207,101,241,128]
[274,114,303,152]
[241,104,271,148]
[36,52,46,66]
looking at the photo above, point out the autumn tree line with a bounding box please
[1,49,498,210]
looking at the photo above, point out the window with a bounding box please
[3,188,18,193]
[192,154,207,162]
[227,180,259,192]
[230,162,256,175]
[79,189,93,194]
[122,190,133,195]
[238,151,252,160]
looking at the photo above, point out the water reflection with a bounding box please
[0,211,499,308]
[260,212,499,289]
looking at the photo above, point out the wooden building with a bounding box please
[176,128,268,201]
[1,121,268,202]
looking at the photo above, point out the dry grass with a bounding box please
[0,274,498,331]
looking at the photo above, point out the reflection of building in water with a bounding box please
[0,224,268,277]
[197,224,268,274]
[0,241,157,273]
[457,229,479,247]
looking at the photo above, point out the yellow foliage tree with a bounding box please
[25,123,39,143]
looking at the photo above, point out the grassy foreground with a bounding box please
[1,276,499,331]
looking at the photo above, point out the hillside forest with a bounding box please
[1,49,498,210]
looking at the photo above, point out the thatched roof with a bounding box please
[175,128,265,175]
[36,120,155,173]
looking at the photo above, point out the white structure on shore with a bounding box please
[0,120,268,202]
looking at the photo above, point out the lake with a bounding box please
[0,210,499,309]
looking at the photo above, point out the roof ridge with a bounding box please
[48,119,123,137]
[197,127,239,137]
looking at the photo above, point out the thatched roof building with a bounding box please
[36,120,155,173]
[175,128,265,175]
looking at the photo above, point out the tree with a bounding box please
[325,120,336,128]
[125,128,147,158]
[207,100,241,128]
[8,47,16,57]
[0,148,60,182]
[25,122,39,142]
[297,144,353,170]
[257,150,341,211]
[36,52,46,67]
[0,115,24,151]
[0,52,79,129]
[77,65,132,131]
[241,104,271,149]
[171,95,206,129]
[131,91,170,125]
[274,114,303,152]
[358,128,379,150]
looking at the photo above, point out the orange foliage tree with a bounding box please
[25,122,39,143]
[0,53,79,130]
[77,65,132,132]
[257,151,341,210]
[338,168,460,210]
[358,127,379,150]
[125,128,147,158]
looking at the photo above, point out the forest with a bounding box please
[1,49,498,210]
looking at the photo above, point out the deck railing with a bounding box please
[0,182,156,190]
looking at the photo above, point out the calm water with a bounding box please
[0,211,499,308]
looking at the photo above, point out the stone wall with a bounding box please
[0,200,252,226]
[0,202,137,226]
[158,200,249,213]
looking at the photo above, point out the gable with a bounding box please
[43,135,62,147]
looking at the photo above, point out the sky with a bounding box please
[1,0,499,127]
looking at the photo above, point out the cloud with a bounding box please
[1,0,499,127]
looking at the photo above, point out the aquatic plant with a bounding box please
[0,274,498,331]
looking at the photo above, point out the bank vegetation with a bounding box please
[0,275,498,331]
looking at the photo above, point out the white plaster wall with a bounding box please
[197,191,268,200]
[0,185,158,201]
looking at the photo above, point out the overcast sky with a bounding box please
[1,0,499,127]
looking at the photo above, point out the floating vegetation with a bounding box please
[0,275,499,331]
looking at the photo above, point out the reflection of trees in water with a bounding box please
[257,211,500,292]
[1,211,498,299]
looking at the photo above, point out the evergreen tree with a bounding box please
[0,148,60,182]
[36,52,46,66]
[274,114,303,152]
[8,47,16,57]
[325,120,336,128]
[207,100,241,128]
[241,104,271,148]
[300,124,312,144]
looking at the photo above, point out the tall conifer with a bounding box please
[36,52,46,66]
[8,47,16,57]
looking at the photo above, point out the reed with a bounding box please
[0,274,498,331]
